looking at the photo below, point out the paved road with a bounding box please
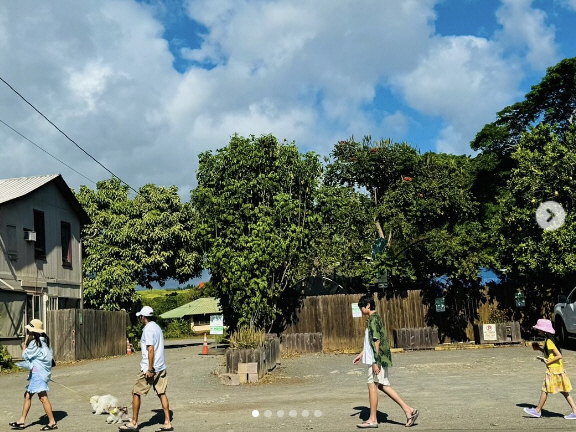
[2,343,576,431]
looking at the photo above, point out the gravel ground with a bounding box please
[2,341,576,431]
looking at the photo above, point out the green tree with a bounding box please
[192,134,322,331]
[325,137,491,289]
[77,178,203,311]
[493,123,576,288]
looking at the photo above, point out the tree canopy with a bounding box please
[77,178,202,311]
[192,134,322,331]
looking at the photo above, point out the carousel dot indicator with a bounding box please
[302,410,310,417]
[277,410,285,417]
[314,410,323,417]
[252,410,259,417]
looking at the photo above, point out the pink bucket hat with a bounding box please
[533,318,555,334]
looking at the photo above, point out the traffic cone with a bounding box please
[127,338,133,355]
[201,333,209,355]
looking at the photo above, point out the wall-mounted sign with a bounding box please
[483,323,497,341]
[352,303,362,318]
[435,297,445,312]
[210,314,224,335]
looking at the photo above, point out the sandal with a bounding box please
[357,421,378,428]
[405,409,419,427]
[9,422,25,428]
[40,425,58,430]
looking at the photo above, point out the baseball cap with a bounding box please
[136,306,154,317]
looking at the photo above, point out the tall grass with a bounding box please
[229,325,265,349]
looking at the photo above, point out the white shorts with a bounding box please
[367,365,390,385]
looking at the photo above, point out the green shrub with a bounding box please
[0,343,14,370]
[162,318,193,339]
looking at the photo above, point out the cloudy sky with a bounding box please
[1,0,576,198]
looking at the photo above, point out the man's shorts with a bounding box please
[367,365,390,385]
[133,369,168,396]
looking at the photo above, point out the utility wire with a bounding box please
[0,75,138,194]
[0,117,96,185]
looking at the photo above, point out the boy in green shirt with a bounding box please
[353,294,419,428]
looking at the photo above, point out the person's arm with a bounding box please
[372,339,381,373]
[353,349,364,364]
[146,345,155,377]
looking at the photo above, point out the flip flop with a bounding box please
[40,425,58,430]
[155,427,174,432]
[357,421,378,428]
[118,425,139,431]
[405,409,419,427]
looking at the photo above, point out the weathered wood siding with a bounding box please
[285,292,428,351]
[47,309,127,361]
[0,182,82,285]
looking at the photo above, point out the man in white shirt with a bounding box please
[119,306,173,432]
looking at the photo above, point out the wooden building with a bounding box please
[0,174,90,358]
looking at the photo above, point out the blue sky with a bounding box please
[1,0,576,199]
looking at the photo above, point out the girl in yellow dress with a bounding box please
[524,318,576,419]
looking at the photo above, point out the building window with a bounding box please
[61,221,72,267]
[7,224,17,260]
[33,210,46,260]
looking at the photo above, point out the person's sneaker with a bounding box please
[524,407,541,418]
[564,412,576,420]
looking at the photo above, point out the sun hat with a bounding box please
[533,318,555,334]
[25,319,45,333]
[136,306,154,317]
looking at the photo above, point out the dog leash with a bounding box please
[49,378,92,401]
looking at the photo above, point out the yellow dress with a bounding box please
[541,339,573,394]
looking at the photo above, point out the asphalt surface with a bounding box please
[2,341,576,431]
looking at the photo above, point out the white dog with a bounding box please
[90,394,119,415]
[106,406,130,424]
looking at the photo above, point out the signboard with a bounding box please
[435,297,445,312]
[482,323,497,341]
[352,303,362,318]
[377,271,388,290]
[210,314,224,335]
[515,292,525,307]
[371,238,387,260]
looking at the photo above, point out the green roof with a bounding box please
[159,297,221,319]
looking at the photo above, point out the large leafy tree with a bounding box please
[493,123,576,292]
[192,134,322,331]
[77,178,202,311]
[325,137,491,289]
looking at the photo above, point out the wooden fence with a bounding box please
[285,292,427,351]
[47,309,127,361]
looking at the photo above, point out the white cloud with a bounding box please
[393,35,522,154]
[495,0,558,70]
[562,0,576,11]
[382,111,409,139]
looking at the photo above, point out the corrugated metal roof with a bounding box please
[160,297,221,319]
[0,174,60,204]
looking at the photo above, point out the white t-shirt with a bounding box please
[140,321,166,373]
[362,328,375,365]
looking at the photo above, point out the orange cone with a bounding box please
[127,338,133,355]
[201,333,209,355]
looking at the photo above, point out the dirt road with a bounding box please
[1,342,575,431]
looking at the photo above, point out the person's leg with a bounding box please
[367,383,379,424]
[16,391,33,424]
[37,392,56,426]
[158,394,172,428]
[561,392,576,413]
[378,384,416,420]
[131,393,141,425]
[536,391,548,412]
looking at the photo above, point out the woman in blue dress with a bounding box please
[9,319,57,430]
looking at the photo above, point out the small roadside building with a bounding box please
[160,297,221,334]
[0,174,90,358]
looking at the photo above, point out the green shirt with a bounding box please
[367,312,392,367]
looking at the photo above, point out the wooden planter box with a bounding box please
[225,336,281,379]
[474,321,521,344]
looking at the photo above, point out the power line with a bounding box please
[0,117,96,185]
[0,75,138,194]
